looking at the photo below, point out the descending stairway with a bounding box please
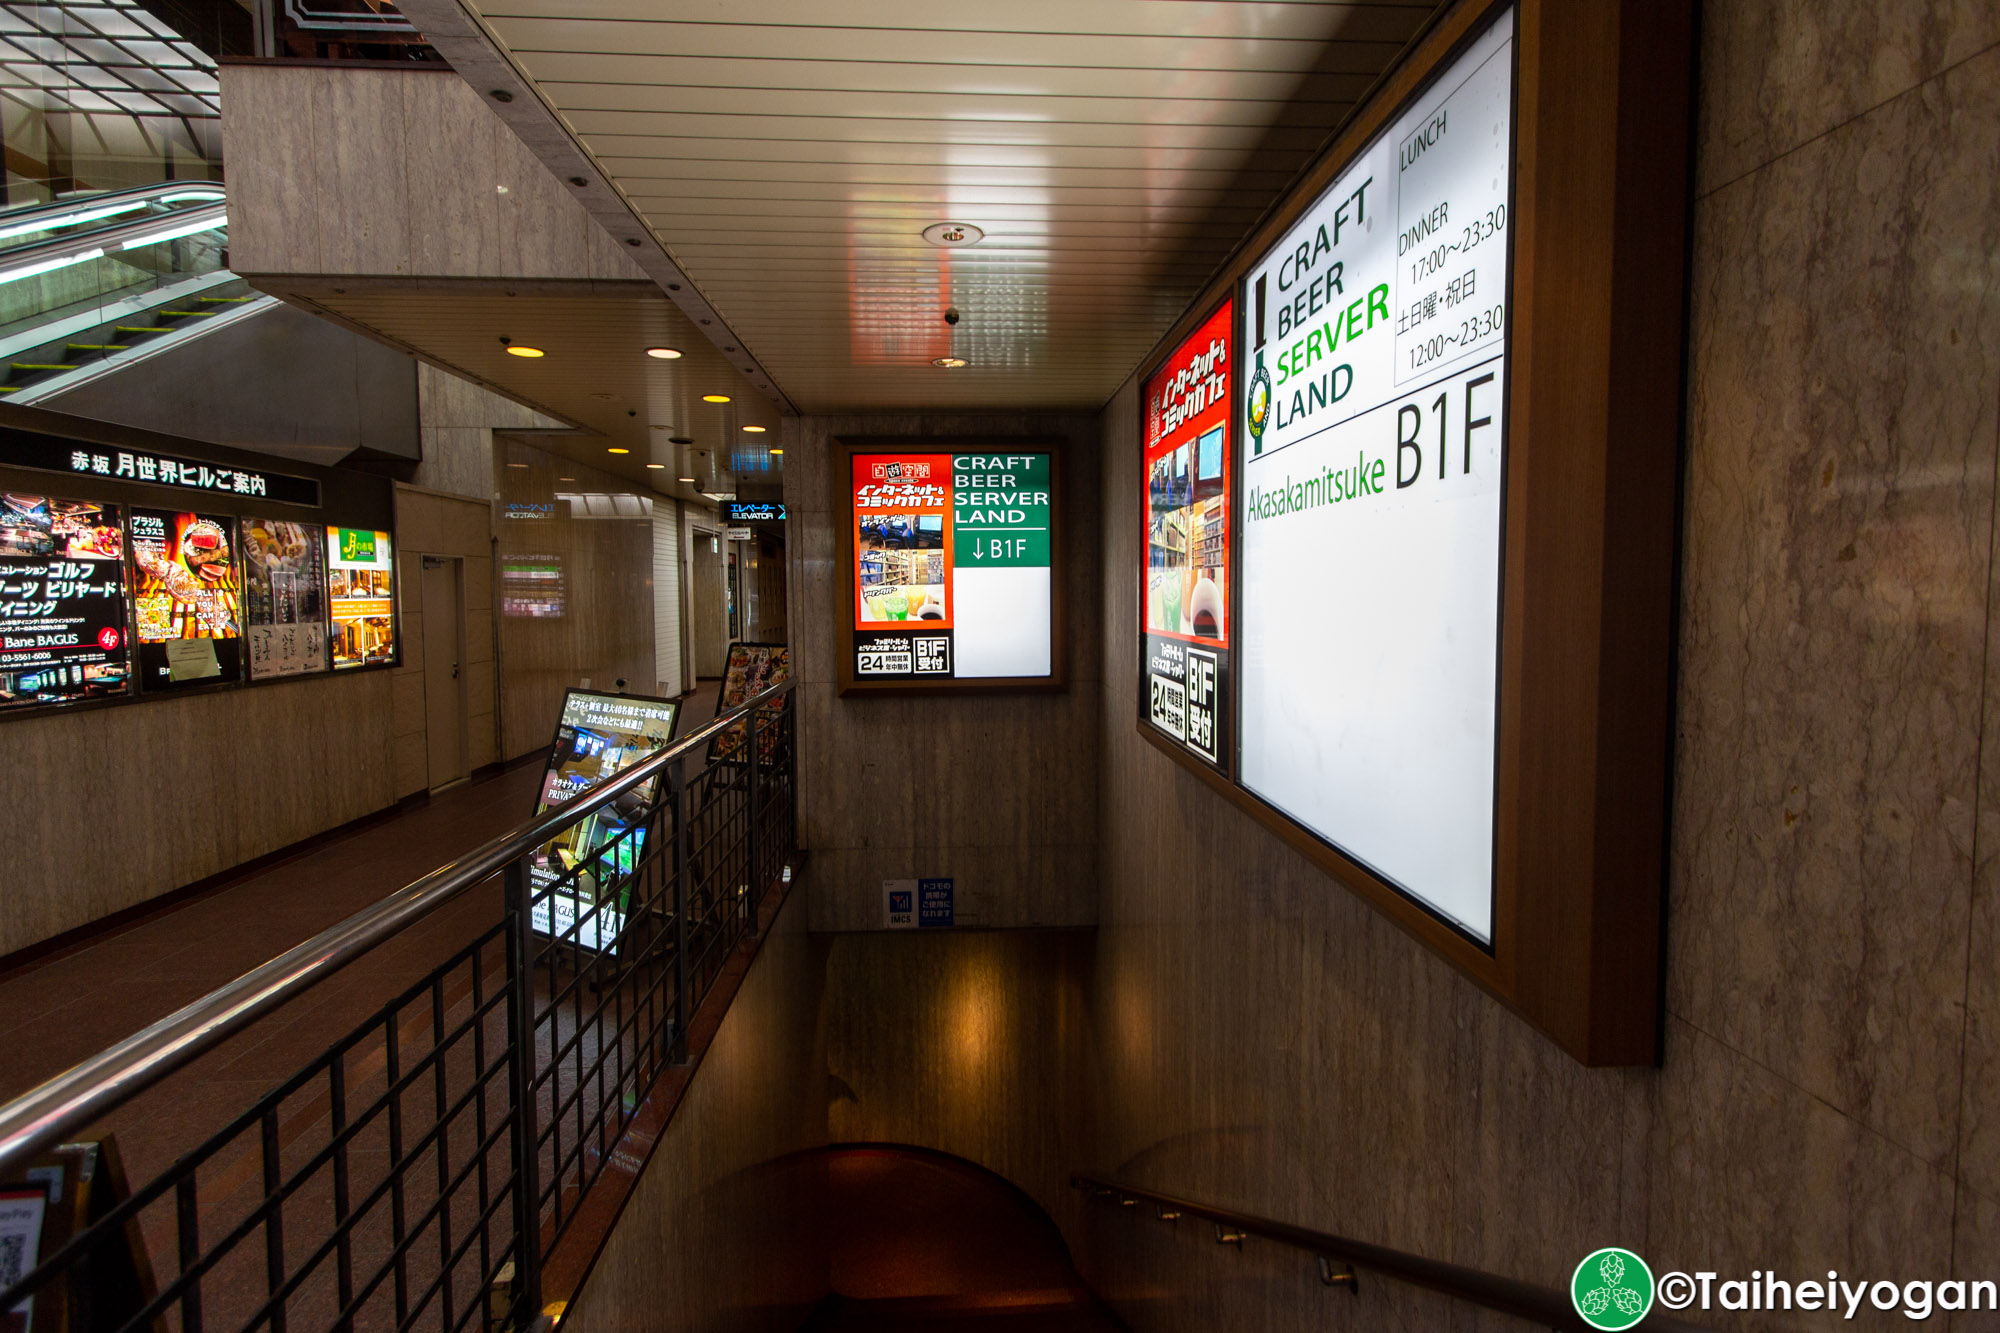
[800,1147,1124,1332]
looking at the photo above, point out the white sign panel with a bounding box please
[1238,10,1515,942]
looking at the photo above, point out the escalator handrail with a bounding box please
[0,197,228,276]
[0,181,225,243]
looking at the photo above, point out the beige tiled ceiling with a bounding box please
[286,283,783,496]
[465,0,1444,413]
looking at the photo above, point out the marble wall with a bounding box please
[493,437,658,760]
[780,413,1103,932]
[562,887,828,1333]
[1077,6,2000,1328]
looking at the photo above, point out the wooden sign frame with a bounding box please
[833,437,1068,697]
[1130,0,1692,1066]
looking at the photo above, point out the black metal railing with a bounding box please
[0,681,797,1333]
[1073,1173,1709,1332]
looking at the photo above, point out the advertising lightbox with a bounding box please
[131,507,243,689]
[840,447,1059,690]
[327,527,396,670]
[1140,299,1233,769]
[529,689,682,954]
[1237,9,1515,942]
[0,492,130,710]
[242,518,329,679]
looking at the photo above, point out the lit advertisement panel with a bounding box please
[0,492,130,709]
[131,507,243,689]
[1237,9,1515,943]
[242,518,329,678]
[846,449,1055,685]
[327,527,396,669]
[1140,299,1232,769]
[528,690,682,954]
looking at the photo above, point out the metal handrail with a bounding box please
[1073,1173,1709,1332]
[0,679,794,1178]
[0,182,226,239]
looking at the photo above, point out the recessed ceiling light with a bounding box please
[933,356,969,368]
[558,476,575,481]
[645,462,666,469]
[678,476,696,483]
[702,394,731,403]
[742,425,766,433]
[505,462,528,468]
[505,345,545,358]
[922,222,984,247]
[770,448,784,456]
[646,347,682,360]
[607,447,630,454]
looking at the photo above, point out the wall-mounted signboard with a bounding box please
[724,501,785,523]
[1130,0,1692,1065]
[835,443,1062,693]
[0,425,321,507]
[242,518,329,679]
[327,527,396,670]
[1238,9,1514,944]
[528,689,681,954]
[0,493,130,710]
[131,508,243,689]
[1140,299,1233,770]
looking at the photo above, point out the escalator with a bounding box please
[0,181,274,402]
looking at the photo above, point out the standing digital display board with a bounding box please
[837,444,1060,692]
[1236,9,1514,943]
[1141,300,1233,769]
[0,493,130,710]
[131,508,243,689]
[242,518,329,679]
[327,527,396,670]
[529,689,681,954]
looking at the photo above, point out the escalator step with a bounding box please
[114,326,172,334]
[0,385,19,392]
[196,296,253,303]
[12,363,76,371]
[66,344,129,353]
[157,310,216,317]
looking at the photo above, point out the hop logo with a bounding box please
[1571,1248,1654,1330]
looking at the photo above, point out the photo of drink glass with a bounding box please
[1162,572,1183,633]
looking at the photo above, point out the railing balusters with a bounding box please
[177,1174,203,1333]
[261,1108,287,1333]
[329,1056,354,1332]
[503,854,544,1331]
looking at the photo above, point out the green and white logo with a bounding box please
[1571,1248,1654,1330]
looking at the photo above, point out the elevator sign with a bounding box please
[1237,8,1516,943]
[844,448,1057,688]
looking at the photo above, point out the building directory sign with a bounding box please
[0,493,130,710]
[0,425,321,507]
[528,689,682,954]
[1236,9,1515,942]
[1141,300,1233,768]
[846,449,1055,685]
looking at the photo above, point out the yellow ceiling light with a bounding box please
[770,448,785,456]
[933,356,968,368]
[742,424,766,433]
[645,346,683,360]
[678,476,696,483]
[702,394,731,403]
[606,447,630,455]
[505,345,546,358]
[645,462,666,469]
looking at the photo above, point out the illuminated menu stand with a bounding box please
[0,1136,160,1332]
[527,690,682,974]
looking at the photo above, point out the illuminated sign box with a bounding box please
[724,501,785,523]
[1132,0,1692,1065]
[834,441,1063,694]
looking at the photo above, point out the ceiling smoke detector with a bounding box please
[922,222,983,247]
